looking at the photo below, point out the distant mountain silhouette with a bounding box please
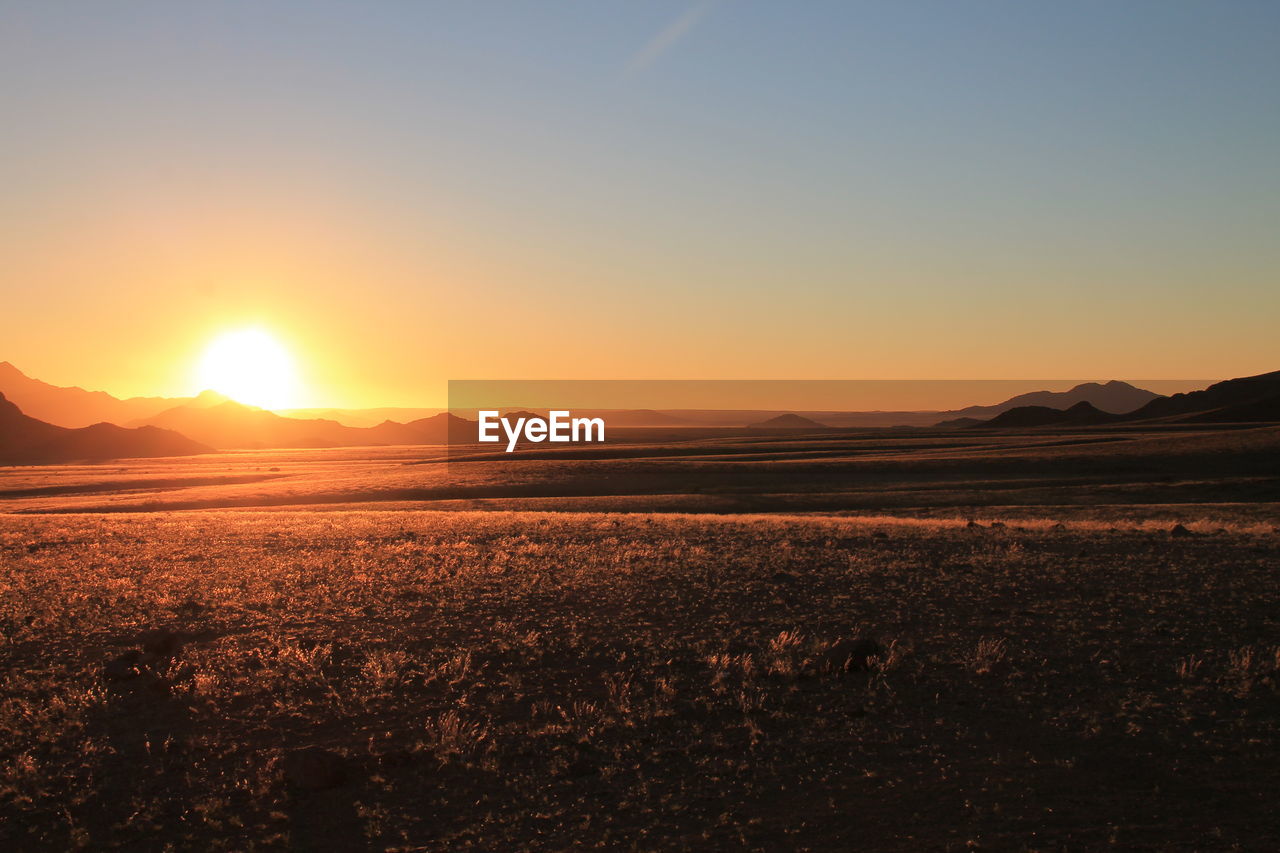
[748,413,830,430]
[961,371,1280,429]
[1185,394,1280,423]
[0,392,210,465]
[134,400,477,449]
[188,389,234,408]
[969,401,1119,429]
[278,406,445,428]
[368,413,477,445]
[135,400,351,448]
[932,416,984,428]
[1122,370,1280,423]
[593,409,695,427]
[937,381,1160,425]
[477,410,693,427]
[0,361,199,428]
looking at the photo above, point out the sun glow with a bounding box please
[195,328,302,410]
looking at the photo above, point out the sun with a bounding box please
[195,328,302,410]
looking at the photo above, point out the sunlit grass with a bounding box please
[0,510,1277,849]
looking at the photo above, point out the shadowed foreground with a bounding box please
[2,511,1278,850]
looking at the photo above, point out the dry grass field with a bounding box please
[2,509,1279,850]
[1,424,1278,849]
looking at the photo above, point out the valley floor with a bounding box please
[2,510,1278,850]
[0,422,1277,515]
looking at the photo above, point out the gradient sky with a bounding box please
[2,1,1277,407]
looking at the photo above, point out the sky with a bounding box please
[2,1,1277,408]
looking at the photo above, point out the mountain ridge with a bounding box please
[748,413,830,430]
[968,401,1119,429]
[964,371,1280,429]
[1124,370,1280,423]
[134,398,477,449]
[937,380,1161,424]
[0,361,197,428]
[0,391,211,464]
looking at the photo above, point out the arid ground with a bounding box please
[2,425,1278,850]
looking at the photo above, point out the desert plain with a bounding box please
[2,422,1278,850]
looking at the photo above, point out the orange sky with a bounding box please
[3,3,1277,409]
[1,176,1268,409]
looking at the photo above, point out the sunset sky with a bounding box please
[3,1,1278,408]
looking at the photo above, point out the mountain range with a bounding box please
[968,371,1280,429]
[936,380,1160,423]
[0,391,210,465]
[3,362,1276,458]
[131,399,475,449]
[971,401,1119,429]
[748,413,830,430]
[0,361,200,428]
[277,406,445,428]
[1125,370,1280,423]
